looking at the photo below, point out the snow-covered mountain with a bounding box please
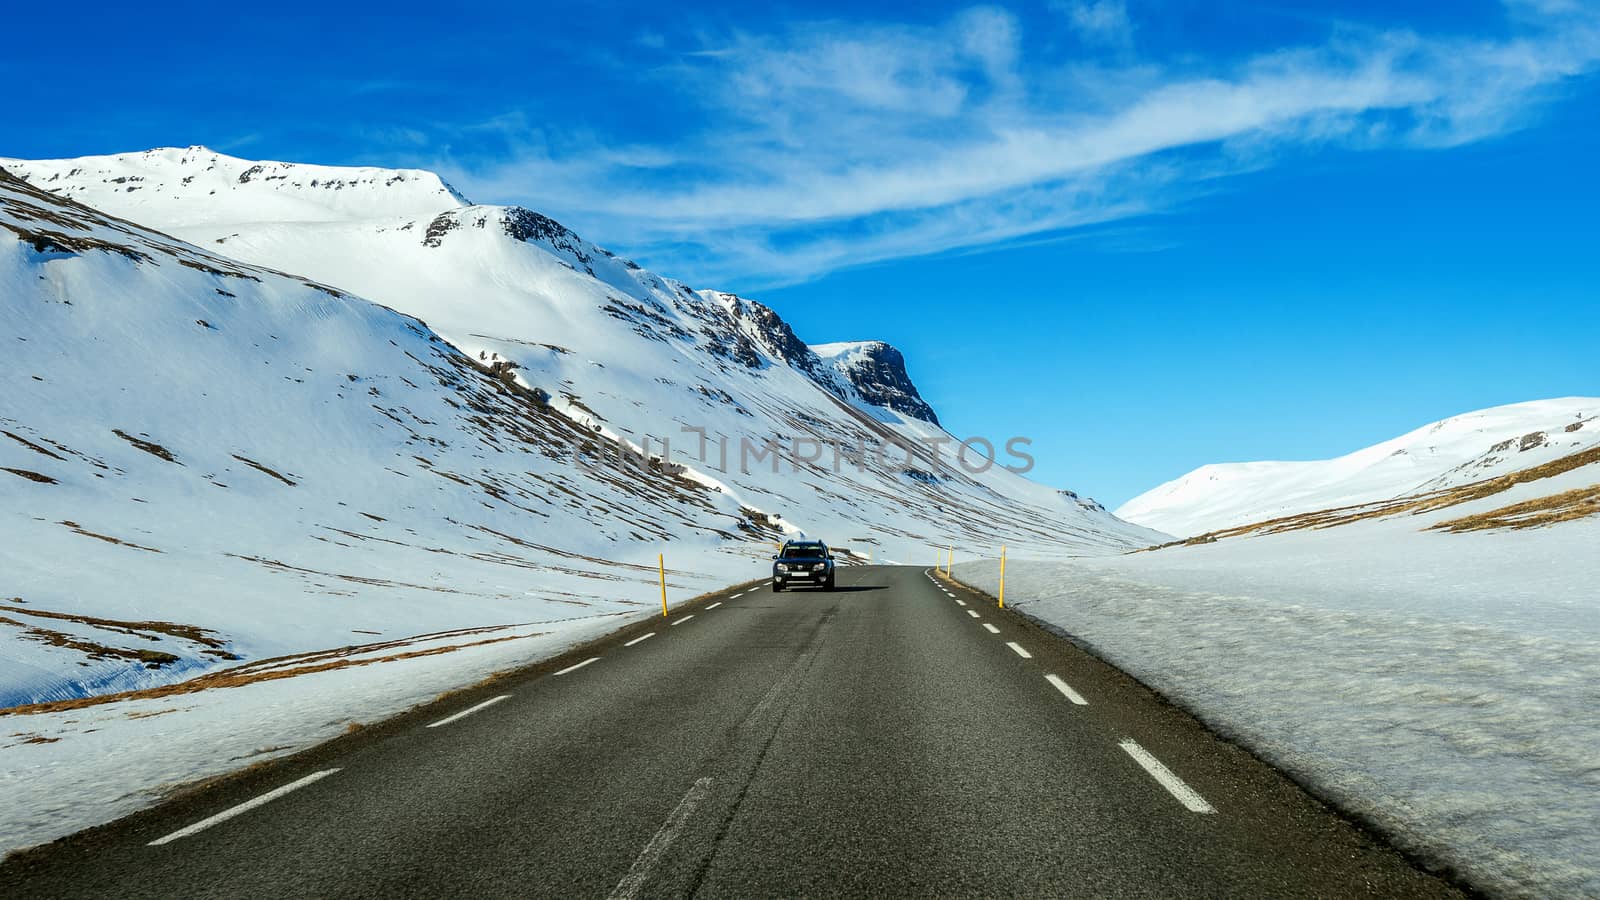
[1,150,1162,708]
[1118,398,1600,537]
[0,166,788,707]
[4,148,1158,556]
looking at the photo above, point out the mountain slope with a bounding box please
[0,166,780,707]
[1117,399,1600,537]
[5,148,1164,565]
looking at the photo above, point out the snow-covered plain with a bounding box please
[1118,398,1599,537]
[957,450,1600,897]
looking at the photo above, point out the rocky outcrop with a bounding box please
[821,342,939,425]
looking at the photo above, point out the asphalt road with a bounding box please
[1,565,1461,898]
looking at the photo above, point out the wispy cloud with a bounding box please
[1053,0,1135,49]
[438,2,1600,288]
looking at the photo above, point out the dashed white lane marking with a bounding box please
[427,694,511,728]
[1118,740,1215,814]
[624,633,656,647]
[955,598,967,607]
[982,623,1000,634]
[671,614,695,626]
[148,769,342,846]
[706,602,722,610]
[966,610,981,619]
[1006,642,1032,659]
[555,657,601,676]
[607,777,715,899]
[1045,674,1088,705]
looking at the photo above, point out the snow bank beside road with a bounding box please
[0,612,644,854]
[954,521,1600,897]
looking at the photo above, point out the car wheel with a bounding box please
[773,581,784,592]
[825,576,836,591]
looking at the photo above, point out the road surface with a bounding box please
[1,565,1459,898]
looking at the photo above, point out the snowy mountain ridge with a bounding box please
[3,145,468,228]
[2,149,948,442]
[4,147,1137,539]
[1,150,1163,712]
[1118,398,1600,537]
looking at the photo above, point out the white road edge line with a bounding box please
[1045,674,1088,705]
[427,694,511,728]
[607,777,715,899]
[148,769,342,846]
[555,657,601,676]
[706,602,722,610]
[982,623,1000,634]
[671,614,695,626]
[966,610,981,619]
[1006,642,1032,659]
[624,633,656,647]
[1118,740,1216,814]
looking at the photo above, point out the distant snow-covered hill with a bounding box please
[1117,398,1600,537]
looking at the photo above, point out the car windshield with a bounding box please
[780,545,825,559]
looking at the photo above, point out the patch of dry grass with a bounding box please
[0,602,230,650]
[1,429,65,460]
[0,628,545,717]
[0,615,181,668]
[110,428,179,463]
[57,520,162,553]
[1,467,56,484]
[1429,484,1600,532]
[231,454,297,486]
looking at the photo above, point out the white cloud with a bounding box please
[1054,0,1135,48]
[439,4,1600,288]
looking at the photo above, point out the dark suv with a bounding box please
[772,540,835,592]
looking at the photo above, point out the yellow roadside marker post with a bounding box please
[659,553,668,617]
[999,545,1007,609]
[946,547,953,577]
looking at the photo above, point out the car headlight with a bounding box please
[776,563,788,572]
[813,563,826,571]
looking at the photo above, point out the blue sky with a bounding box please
[3,0,1597,505]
